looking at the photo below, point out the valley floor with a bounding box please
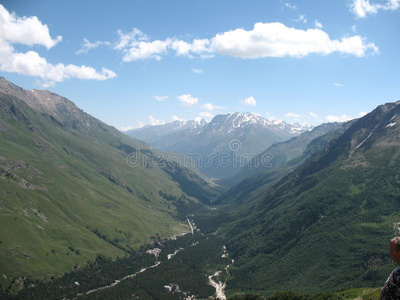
[1,215,385,300]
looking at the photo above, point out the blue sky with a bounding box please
[0,0,399,130]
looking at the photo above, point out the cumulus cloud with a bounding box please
[172,116,185,121]
[0,45,116,83]
[154,95,168,101]
[199,112,214,119]
[171,39,211,58]
[309,112,319,119]
[191,68,204,74]
[326,114,353,122]
[112,23,378,62]
[285,112,301,118]
[201,102,226,111]
[178,94,199,106]
[114,28,212,61]
[334,82,344,87]
[0,5,116,84]
[314,20,323,28]
[0,5,61,48]
[326,111,368,123]
[350,0,400,18]
[148,115,164,126]
[211,22,379,59]
[120,121,145,131]
[76,38,111,54]
[265,112,279,121]
[114,28,171,61]
[36,80,55,88]
[242,96,256,106]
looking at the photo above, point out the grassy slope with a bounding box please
[0,90,216,289]
[218,101,400,295]
[214,122,351,208]
[217,123,341,187]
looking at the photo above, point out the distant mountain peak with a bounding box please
[205,112,313,134]
[127,112,314,179]
[183,118,207,129]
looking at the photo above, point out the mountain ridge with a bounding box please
[216,99,400,294]
[127,112,314,179]
[0,77,218,289]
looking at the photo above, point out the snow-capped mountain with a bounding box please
[126,118,207,141]
[126,112,314,179]
[182,117,208,130]
[199,112,313,135]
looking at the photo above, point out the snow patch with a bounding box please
[355,124,379,150]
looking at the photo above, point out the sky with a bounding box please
[0,0,399,130]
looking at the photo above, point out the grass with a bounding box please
[0,92,216,290]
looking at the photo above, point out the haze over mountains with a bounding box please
[127,112,314,179]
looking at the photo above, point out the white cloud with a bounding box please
[201,102,226,111]
[0,5,61,49]
[211,22,378,59]
[172,116,185,121]
[114,28,212,61]
[326,114,353,122]
[0,45,116,82]
[148,116,164,126]
[294,15,307,23]
[309,112,319,119]
[326,111,368,123]
[243,96,256,106]
[112,23,379,62]
[0,5,116,84]
[76,38,110,54]
[36,80,56,88]
[352,25,357,32]
[334,82,344,87]
[114,28,146,50]
[191,68,204,74]
[171,39,211,58]
[265,112,278,121]
[120,126,135,132]
[285,112,301,118]
[120,121,145,131]
[199,112,214,119]
[124,40,170,62]
[314,20,323,28]
[350,0,400,18]
[178,94,199,106]
[284,3,297,9]
[154,95,168,101]
[114,28,171,61]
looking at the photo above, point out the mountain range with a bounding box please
[2,77,400,299]
[213,100,400,295]
[127,113,314,179]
